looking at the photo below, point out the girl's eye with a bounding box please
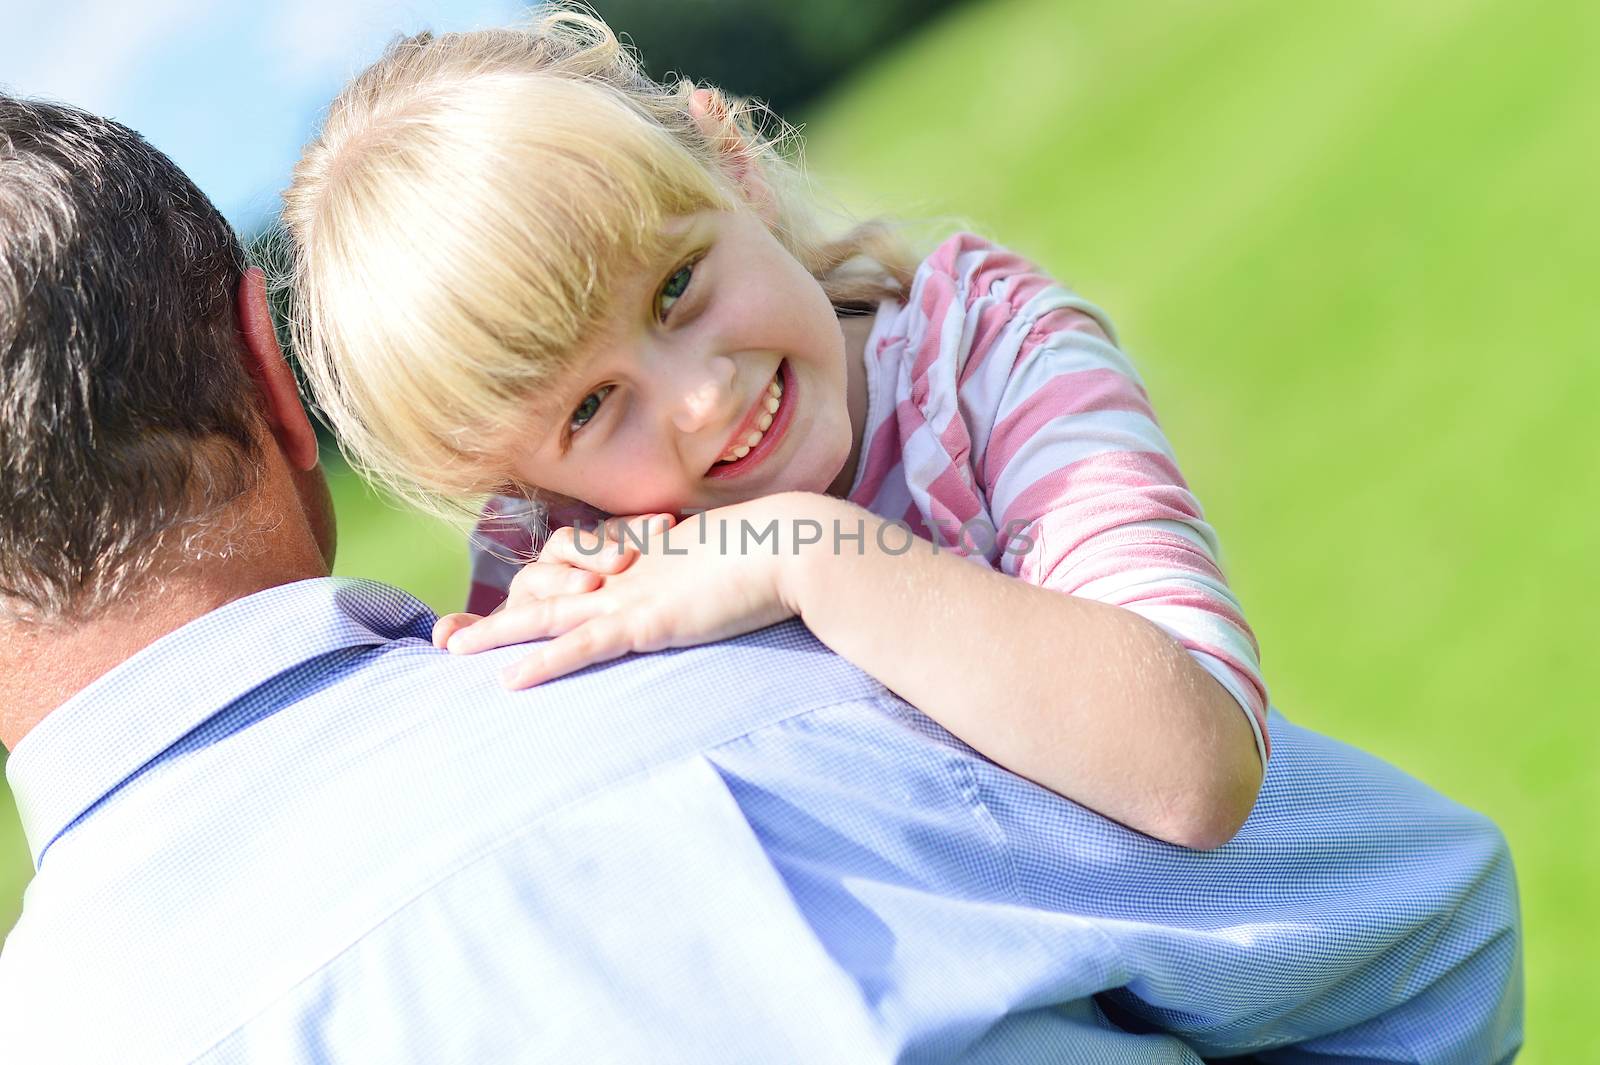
[657,260,695,321]
[568,384,614,437]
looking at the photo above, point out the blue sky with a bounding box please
[1,0,527,231]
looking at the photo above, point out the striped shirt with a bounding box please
[469,235,1269,760]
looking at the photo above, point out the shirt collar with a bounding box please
[5,578,435,868]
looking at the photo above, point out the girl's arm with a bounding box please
[770,491,1262,850]
[842,235,1268,846]
[445,491,1258,848]
[869,236,1269,769]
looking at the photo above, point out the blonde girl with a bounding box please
[284,6,1268,848]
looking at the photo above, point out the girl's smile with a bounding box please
[706,360,793,479]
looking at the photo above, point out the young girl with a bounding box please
[283,6,1268,848]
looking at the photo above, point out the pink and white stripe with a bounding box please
[847,234,1270,760]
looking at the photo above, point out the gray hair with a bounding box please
[0,94,259,622]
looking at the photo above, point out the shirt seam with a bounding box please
[948,754,1131,979]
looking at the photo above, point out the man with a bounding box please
[0,95,1521,1063]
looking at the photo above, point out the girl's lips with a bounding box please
[705,360,795,480]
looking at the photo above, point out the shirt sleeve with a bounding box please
[465,495,540,616]
[907,235,1270,760]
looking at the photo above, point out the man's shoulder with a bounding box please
[1,583,907,1062]
[151,578,896,838]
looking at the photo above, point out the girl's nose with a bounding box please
[669,354,739,435]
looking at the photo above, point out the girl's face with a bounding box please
[503,208,860,517]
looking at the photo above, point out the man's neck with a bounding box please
[1,447,337,751]
[0,556,326,752]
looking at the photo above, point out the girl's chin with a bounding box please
[775,445,850,497]
[815,438,856,497]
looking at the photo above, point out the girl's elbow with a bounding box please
[1170,803,1252,851]
[1162,760,1264,851]
[1173,681,1266,849]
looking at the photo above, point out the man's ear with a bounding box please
[688,87,776,222]
[236,268,319,473]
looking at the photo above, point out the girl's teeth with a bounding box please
[718,369,785,464]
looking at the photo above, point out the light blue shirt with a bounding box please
[1,579,1521,1063]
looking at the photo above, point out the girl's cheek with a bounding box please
[615,454,680,509]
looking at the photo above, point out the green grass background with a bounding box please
[2,0,1593,1057]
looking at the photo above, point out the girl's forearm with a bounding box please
[771,494,1262,849]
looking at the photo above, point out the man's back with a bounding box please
[2,579,1520,1063]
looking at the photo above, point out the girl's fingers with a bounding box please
[445,592,607,655]
[432,612,482,649]
[501,615,635,689]
[603,512,677,541]
[539,524,636,573]
[506,560,604,601]
[539,514,675,572]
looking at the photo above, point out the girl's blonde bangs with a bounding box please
[283,7,918,522]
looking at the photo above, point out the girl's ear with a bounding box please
[688,87,777,223]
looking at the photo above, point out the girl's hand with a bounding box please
[431,512,676,650]
[440,498,807,688]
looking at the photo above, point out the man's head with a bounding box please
[0,95,330,625]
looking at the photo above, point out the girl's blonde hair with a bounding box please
[281,4,916,518]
